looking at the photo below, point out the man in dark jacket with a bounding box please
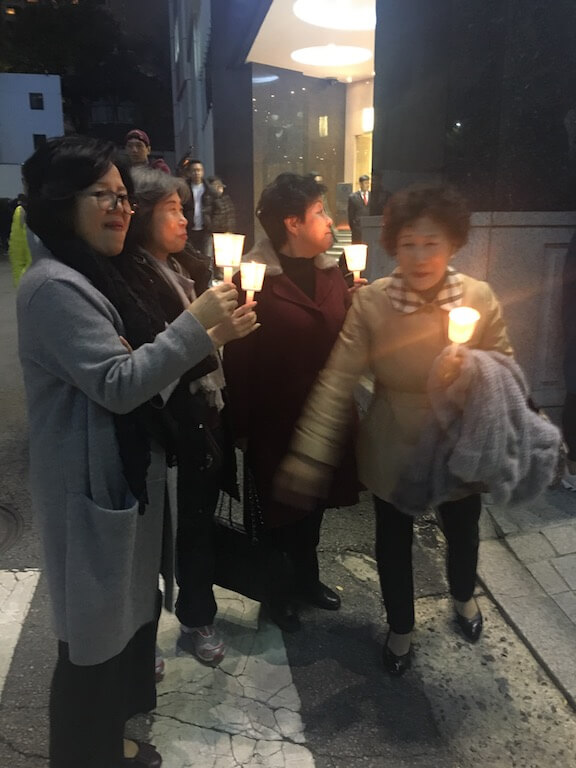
[347,174,371,243]
[177,157,215,268]
[206,176,236,233]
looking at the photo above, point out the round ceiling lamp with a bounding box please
[291,44,372,67]
[293,0,376,32]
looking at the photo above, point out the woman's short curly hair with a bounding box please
[381,184,470,255]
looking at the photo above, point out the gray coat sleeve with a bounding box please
[19,276,215,414]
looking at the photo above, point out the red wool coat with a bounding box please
[223,240,359,528]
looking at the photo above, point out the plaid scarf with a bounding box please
[385,265,463,314]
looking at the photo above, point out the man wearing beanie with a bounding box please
[125,128,171,174]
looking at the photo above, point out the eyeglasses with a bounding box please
[86,191,136,214]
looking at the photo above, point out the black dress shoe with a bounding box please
[299,582,341,610]
[122,740,162,768]
[383,636,412,677]
[455,610,483,642]
[268,601,301,633]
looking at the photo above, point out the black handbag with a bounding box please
[213,463,275,603]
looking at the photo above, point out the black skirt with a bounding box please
[49,616,158,768]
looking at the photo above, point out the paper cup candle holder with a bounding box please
[213,233,245,282]
[343,244,367,280]
[240,261,266,303]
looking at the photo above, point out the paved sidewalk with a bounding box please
[479,486,576,709]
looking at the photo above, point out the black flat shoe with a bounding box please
[268,601,302,633]
[122,740,162,768]
[455,610,483,642]
[383,636,412,677]
[299,582,341,611]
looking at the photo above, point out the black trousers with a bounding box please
[374,494,482,634]
[174,469,220,628]
[49,618,158,768]
[259,510,324,604]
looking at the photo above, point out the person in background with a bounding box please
[18,135,238,768]
[348,174,371,243]
[206,175,237,234]
[278,184,516,676]
[8,193,32,286]
[125,128,171,174]
[176,155,215,267]
[119,167,258,667]
[223,172,358,633]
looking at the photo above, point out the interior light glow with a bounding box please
[252,75,279,84]
[362,107,374,133]
[293,0,375,32]
[291,45,371,68]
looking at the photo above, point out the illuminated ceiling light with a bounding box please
[293,0,375,32]
[291,44,371,68]
[252,75,279,84]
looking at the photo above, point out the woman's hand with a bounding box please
[187,283,238,329]
[435,346,465,386]
[274,452,332,511]
[208,302,260,347]
[348,277,368,295]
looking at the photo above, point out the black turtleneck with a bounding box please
[277,251,316,300]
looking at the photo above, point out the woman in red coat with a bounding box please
[223,173,358,632]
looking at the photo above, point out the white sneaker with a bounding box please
[178,624,226,664]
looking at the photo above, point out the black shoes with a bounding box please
[299,581,341,611]
[122,740,162,768]
[455,610,483,642]
[268,600,302,633]
[383,634,412,677]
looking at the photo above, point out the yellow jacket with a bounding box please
[291,273,513,502]
[8,205,32,287]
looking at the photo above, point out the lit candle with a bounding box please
[343,243,367,280]
[213,232,245,282]
[240,261,266,303]
[448,307,480,353]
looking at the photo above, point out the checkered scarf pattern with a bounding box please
[385,265,463,313]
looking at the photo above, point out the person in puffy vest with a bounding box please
[8,195,32,286]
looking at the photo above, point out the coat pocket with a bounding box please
[64,492,140,639]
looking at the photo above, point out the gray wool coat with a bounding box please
[17,242,214,665]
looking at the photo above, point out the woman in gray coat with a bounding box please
[17,136,256,768]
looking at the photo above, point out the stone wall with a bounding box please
[361,212,576,407]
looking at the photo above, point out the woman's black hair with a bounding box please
[124,166,190,252]
[23,135,133,242]
[381,184,470,255]
[256,172,326,251]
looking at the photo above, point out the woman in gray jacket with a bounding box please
[17,136,256,768]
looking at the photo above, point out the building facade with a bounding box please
[0,73,64,197]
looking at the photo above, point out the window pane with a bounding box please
[29,93,44,110]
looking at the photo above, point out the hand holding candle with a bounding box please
[213,232,245,283]
[240,261,266,303]
[343,244,367,281]
[448,306,480,355]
